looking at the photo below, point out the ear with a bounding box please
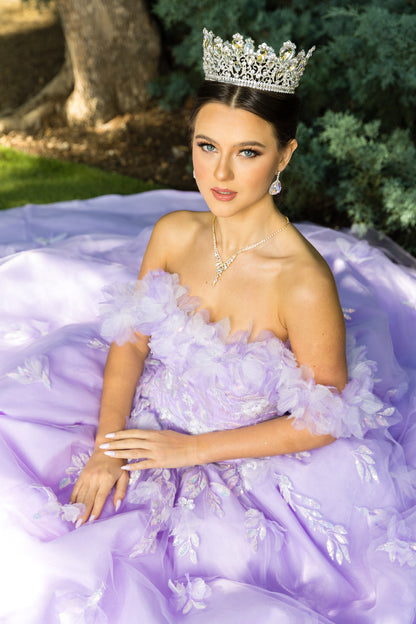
[277,139,297,172]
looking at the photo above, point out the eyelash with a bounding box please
[196,142,261,159]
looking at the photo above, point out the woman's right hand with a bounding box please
[70,449,129,526]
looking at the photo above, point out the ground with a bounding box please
[0,0,194,190]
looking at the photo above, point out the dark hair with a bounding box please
[189,81,300,148]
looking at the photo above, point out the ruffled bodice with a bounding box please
[100,269,395,439]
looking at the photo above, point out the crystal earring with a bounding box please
[269,172,282,195]
[193,169,196,179]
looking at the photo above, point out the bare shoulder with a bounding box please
[139,210,210,277]
[278,226,347,389]
[153,210,210,242]
[279,227,339,310]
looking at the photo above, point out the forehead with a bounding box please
[194,102,276,145]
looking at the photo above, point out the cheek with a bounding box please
[248,161,276,190]
[192,148,211,182]
[192,146,202,171]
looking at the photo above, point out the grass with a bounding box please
[0,146,160,210]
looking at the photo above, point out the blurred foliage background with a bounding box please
[6,0,416,255]
[150,0,416,254]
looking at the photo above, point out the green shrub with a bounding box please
[151,0,416,255]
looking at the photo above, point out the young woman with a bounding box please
[1,30,415,623]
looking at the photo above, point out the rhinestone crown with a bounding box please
[203,28,315,94]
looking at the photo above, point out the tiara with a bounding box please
[202,28,315,94]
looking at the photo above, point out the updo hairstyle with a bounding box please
[189,81,300,149]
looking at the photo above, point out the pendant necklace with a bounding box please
[212,215,290,286]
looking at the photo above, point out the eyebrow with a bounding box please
[195,134,266,149]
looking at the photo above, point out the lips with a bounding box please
[211,187,237,202]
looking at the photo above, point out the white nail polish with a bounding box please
[105,432,115,438]
[121,465,131,471]
[115,500,121,512]
[89,515,96,523]
[75,518,83,529]
[99,443,110,449]
[104,450,116,457]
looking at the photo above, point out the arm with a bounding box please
[99,415,333,471]
[198,260,348,463]
[70,213,174,523]
[70,338,149,523]
[101,259,348,470]
[95,340,148,448]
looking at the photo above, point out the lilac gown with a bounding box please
[0,190,415,624]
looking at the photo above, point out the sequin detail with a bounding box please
[86,337,110,352]
[59,450,92,490]
[276,474,351,564]
[128,468,175,557]
[352,445,379,483]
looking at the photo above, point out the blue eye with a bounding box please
[241,149,260,158]
[197,142,216,152]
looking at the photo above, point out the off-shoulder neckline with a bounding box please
[147,268,284,347]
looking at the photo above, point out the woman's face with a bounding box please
[192,102,296,218]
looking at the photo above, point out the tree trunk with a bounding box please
[56,0,161,126]
[0,49,73,134]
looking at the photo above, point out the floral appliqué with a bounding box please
[352,445,379,483]
[33,486,84,525]
[377,538,416,567]
[7,355,51,388]
[276,474,351,564]
[181,467,231,519]
[239,458,271,491]
[128,468,176,557]
[86,337,110,352]
[342,307,355,321]
[356,506,391,529]
[168,575,211,614]
[169,468,231,564]
[59,450,93,490]
[373,514,416,568]
[244,508,286,553]
[171,523,200,565]
[55,582,107,624]
[245,509,267,551]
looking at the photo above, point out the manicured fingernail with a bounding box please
[104,450,116,457]
[75,518,83,529]
[99,443,110,449]
[121,465,131,471]
[115,500,121,512]
[105,433,115,438]
[89,515,96,523]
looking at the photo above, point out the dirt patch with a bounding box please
[0,1,64,113]
[0,0,195,190]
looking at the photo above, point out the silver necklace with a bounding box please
[212,215,290,286]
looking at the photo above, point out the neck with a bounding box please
[213,204,286,257]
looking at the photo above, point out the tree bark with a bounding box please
[0,49,73,134]
[56,0,161,126]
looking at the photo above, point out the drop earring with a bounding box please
[269,172,282,195]
[193,170,196,179]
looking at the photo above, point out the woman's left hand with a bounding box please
[99,429,198,470]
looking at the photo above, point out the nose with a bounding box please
[214,154,233,182]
